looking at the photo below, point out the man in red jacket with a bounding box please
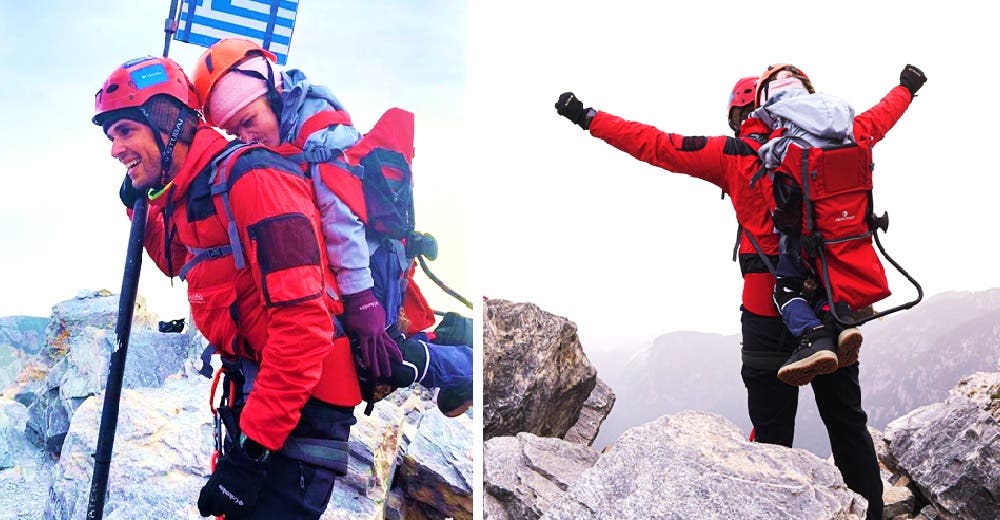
[554,64,925,520]
[94,55,373,519]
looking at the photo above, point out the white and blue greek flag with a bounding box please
[174,0,299,64]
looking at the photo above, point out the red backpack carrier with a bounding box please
[745,136,922,325]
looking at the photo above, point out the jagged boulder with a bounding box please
[485,432,600,520]
[397,406,474,519]
[563,378,615,447]
[0,400,29,469]
[46,375,213,520]
[4,291,472,519]
[884,371,1000,520]
[0,398,55,516]
[39,290,157,362]
[15,326,195,454]
[542,411,868,519]
[325,391,415,519]
[484,299,597,440]
[869,426,919,518]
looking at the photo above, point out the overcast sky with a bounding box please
[469,0,999,341]
[0,1,469,321]
[3,1,998,347]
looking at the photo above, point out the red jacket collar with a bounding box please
[739,116,772,138]
[155,125,229,205]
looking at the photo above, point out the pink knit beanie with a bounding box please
[206,56,282,127]
[762,76,806,104]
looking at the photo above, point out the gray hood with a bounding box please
[755,90,856,169]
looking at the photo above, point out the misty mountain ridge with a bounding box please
[591,288,1000,456]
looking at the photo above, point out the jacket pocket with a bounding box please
[187,282,239,356]
[247,213,324,307]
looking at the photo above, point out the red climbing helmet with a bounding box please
[93,56,199,126]
[728,76,757,111]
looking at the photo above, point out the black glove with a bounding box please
[433,312,473,347]
[899,64,926,96]
[197,439,268,518]
[555,92,595,130]
[119,175,144,209]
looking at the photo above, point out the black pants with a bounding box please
[740,309,882,520]
[233,399,357,520]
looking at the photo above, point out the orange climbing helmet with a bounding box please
[754,63,815,107]
[191,38,279,123]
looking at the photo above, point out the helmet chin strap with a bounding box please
[138,105,190,189]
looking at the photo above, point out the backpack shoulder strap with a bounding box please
[737,225,777,276]
[178,142,260,280]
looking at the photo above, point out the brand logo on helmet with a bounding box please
[129,63,170,90]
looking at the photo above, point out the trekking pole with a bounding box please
[88,4,181,517]
[86,197,148,519]
[416,255,473,310]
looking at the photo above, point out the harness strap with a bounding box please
[179,245,234,281]
[799,148,815,236]
[282,437,351,476]
[748,166,770,187]
[298,145,365,179]
[741,349,789,371]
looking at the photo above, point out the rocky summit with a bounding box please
[0,290,473,520]
[485,296,1000,520]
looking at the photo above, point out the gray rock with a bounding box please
[484,493,511,520]
[869,426,895,473]
[14,384,67,453]
[485,433,599,520]
[0,344,30,392]
[52,327,190,414]
[324,398,407,519]
[883,480,917,519]
[0,399,55,519]
[45,375,213,520]
[398,409,474,519]
[915,504,943,519]
[40,290,142,362]
[884,371,1000,520]
[543,411,868,520]
[0,315,47,355]
[17,326,193,455]
[484,299,597,440]
[564,377,616,446]
[0,399,29,469]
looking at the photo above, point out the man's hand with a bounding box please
[197,439,268,518]
[119,175,144,209]
[342,289,402,378]
[555,92,595,130]
[899,64,926,96]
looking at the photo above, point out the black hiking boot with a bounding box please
[435,385,472,418]
[777,325,839,386]
[836,328,863,367]
[817,309,863,368]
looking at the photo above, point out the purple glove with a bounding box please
[341,289,402,378]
